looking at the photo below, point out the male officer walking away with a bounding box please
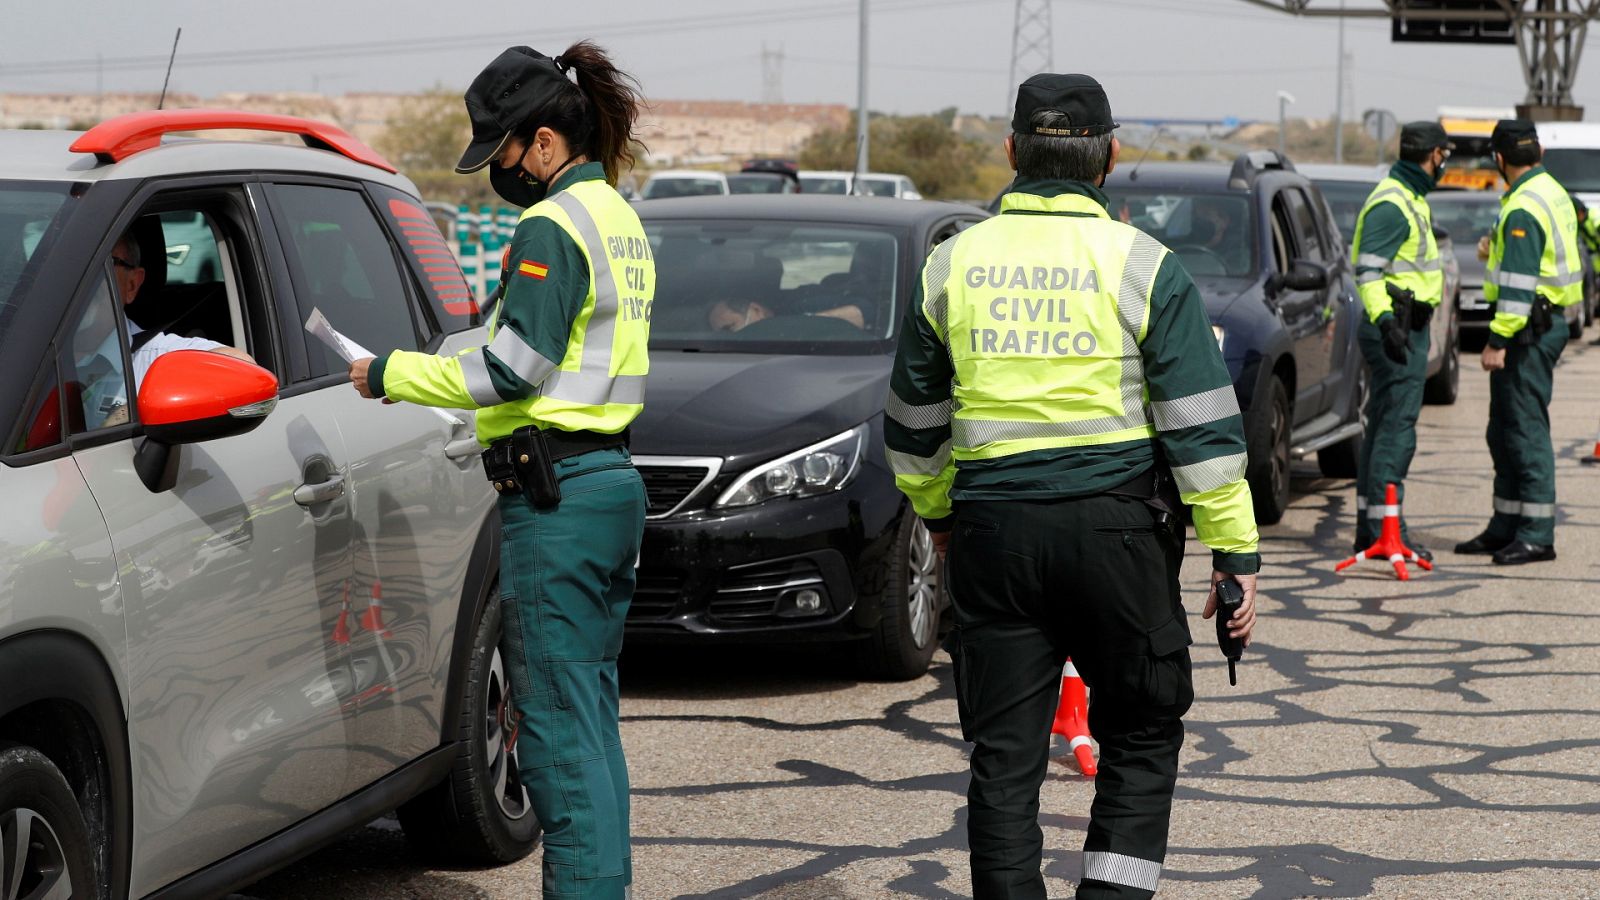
[1456,119,1580,564]
[885,74,1259,899]
[1349,122,1453,557]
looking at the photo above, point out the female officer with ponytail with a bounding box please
[350,42,651,900]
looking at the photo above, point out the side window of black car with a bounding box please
[1283,188,1329,264]
[270,183,422,380]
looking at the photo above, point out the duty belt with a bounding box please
[483,426,630,508]
[486,426,630,463]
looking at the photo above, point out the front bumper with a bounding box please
[627,473,902,643]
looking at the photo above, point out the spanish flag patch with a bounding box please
[1510,228,1527,238]
[517,259,550,280]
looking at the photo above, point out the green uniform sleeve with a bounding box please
[1143,254,1260,574]
[376,215,589,408]
[1353,201,1410,324]
[884,242,957,530]
[1488,208,1543,349]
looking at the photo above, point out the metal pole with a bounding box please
[1334,0,1346,163]
[1279,95,1288,156]
[855,0,869,190]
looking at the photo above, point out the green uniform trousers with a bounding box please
[1485,323,1568,545]
[498,447,646,900]
[1355,316,1430,548]
[947,492,1194,900]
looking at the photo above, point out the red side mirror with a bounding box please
[138,350,278,445]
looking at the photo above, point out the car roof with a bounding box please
[645,169,727,180]
[1105,162,1236,189]
[1297,163,1388,183]
[0,128,420,193]
[634,194,978,227]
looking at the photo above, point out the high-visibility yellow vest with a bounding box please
[928,192,1160,462]
[1351,176,1443,321]
[1485,170,1584,310]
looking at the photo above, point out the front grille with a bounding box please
[634,457,722,518]
[708,558,827,623]
[630,571,685,620]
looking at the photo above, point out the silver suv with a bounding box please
[0,111,536,899]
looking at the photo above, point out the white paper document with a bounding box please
[304,308,463,427]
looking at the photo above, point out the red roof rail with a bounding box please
[68,109,398,173]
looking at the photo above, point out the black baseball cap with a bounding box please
[1399,121,1453,154]
[1011,73,1119,137]
[456,46,572,174]
[1490,118,1540,154]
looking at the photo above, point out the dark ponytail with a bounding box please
[516,40,644,186]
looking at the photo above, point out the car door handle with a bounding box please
[293,473,346,506]
[444,436,484,461]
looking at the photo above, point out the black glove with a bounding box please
[1380,313,1409,364]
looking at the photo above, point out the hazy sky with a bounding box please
[8,0,1599,124]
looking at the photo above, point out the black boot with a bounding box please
[1492,541,1557,565]
[1455,531,1514,555]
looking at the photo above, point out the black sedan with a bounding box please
[628,195,987,679]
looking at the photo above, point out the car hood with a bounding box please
[1192,275,1258,320]
[631,351,890,469]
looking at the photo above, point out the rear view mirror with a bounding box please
[1279,258,1330,292]
[134,350,278,492]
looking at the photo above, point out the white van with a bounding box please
[797,170,923,199]
[1525,121,1600,332]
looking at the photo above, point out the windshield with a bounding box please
[1540,148,1600,192]
[1103,189,1257,278]
[1312,179,1378,242]
[1430,195,1503,246]
[0,182,74,329]
[859,178,898,197]
[642,176,725,200]
[800,176,849,195]
[644,219,900,353]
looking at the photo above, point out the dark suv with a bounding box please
[1103,151,1366,523]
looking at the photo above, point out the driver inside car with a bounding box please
[707,296,866,332]
[1185,201,1249,273]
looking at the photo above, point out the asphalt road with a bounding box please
[241,337,1600,899]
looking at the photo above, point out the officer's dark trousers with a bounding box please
[1355,315,1430,547]
[1484,323,1567,545]
[499,447,646,900]
[949,493,1193,900]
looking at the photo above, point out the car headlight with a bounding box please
[1211,324,1226,351]
[714,425,867,509]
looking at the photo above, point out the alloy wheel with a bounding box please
[0,807,72,900]
[485,646,532,822]
[1271,394,1291,502]
[906,518,939,651]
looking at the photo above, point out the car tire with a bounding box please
[1248,376,1292,525]
[1423,314,1460,405]
[855,511,941,682]
[397,591,541,863]
[0,743,95,900]
[1319,363,1366,478]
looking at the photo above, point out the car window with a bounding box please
[801,177,849,195]
[372,185,477,331]
[1541,148,1600,192]
[160,211,222,286]
[1312,179,1375,243]
[0,181,74,337]
[645,219,900,351]
[1283,188,1329,263]
[860,178,897,197]
[1103,189,1256,278]
[67,278,132,433]
[270,183,420,379]
[1431,198,1503,246]
[642,177,725,200]
[1269,192,1298,273]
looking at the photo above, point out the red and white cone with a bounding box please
[1581,418,1600,465]
[331,581,352,646]
[360,580,393,638]
[1336,482,1433,581]
[1051,659,1097,777]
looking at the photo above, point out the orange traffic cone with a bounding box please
[1581,418,1600,465]
[331,581,352,646]
[360,580,393,638]
[1336,483,1433,581]
[1051,659,1097,777]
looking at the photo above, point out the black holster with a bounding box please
[1386,282,1417,329]
[1408,297,1434,331]
[1107,462,1184,536]
[1515,297,1556,345]
[482,425,631,509]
